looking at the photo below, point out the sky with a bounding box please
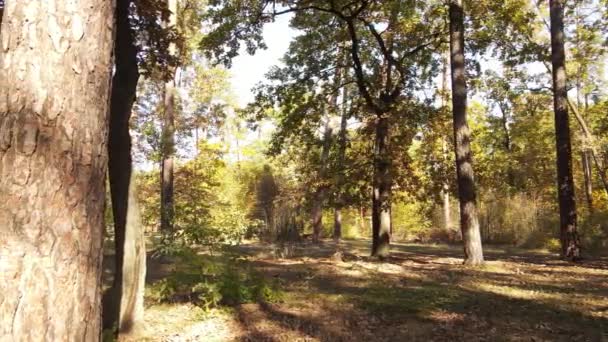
[229,15,296,107]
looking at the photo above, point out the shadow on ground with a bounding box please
[104,239,608,341]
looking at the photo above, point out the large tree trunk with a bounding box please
[549,0,581,260]
[0,0,115,339]
[103,0,147,337]
[371,115,391,258]
[160,0,177,233]
[449,0,484,265]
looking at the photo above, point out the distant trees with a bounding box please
[0,0,115,338]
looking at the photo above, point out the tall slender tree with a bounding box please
[549,0,581,260]
[103,0,147,336]
[311,117,332,242]
[449,0,484,265]
[0,0,115,338]
[161,0,178,233]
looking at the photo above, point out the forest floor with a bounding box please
[105,239,608,342]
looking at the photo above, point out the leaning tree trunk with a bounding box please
[449,0,484,265]
[371,115,392,258]
[582,149,594,213]
[103,0,147,337]
[549,0,581,260]
[0,0,115,340]
[160,0,177,233]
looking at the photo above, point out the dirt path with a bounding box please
[126,240,608,341]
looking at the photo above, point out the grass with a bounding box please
[106,239,608,341]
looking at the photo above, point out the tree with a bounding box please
[549,0,581,260]
[449,0,484,265]
[161,0,178,233]
[0,0,114,339]
[102,0,147,336]
[204,0,444,257]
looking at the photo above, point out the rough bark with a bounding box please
[0,0,115,340]
[549,0,581,260]
[449,0,484,265]
[371,115,391,258]
[160,0,177,233]
[103,0,147,337]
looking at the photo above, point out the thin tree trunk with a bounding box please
[334,53,349,241]
[160,0,177,233]
[0,0,115,339]
[371,115,391,258]
[582,149,594,213]
[333,209,342,241]
[436,51,451,232]
[449,0,484,265]
[103,0,147,337]
[441,51,452,232]
[312,120,332,243]
[550,0,581,260]
[566,97,608,198]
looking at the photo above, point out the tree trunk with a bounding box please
[0,0,115,339]
[311,191,324,242]
[371,115,391,258]
[449,0,484,265]
[312,120,332,243]
[549,0,581,260]
[334,67,349,241]
[160,0,177,233]
[103,0,147,337]
[441,51,452,232]
[333,209,342,241]
[582,149,594,213]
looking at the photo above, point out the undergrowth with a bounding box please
[146,246,284,312]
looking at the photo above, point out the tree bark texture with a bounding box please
[549,0,581,260]
[0,0,115,340]
[160,0,177,233]
[449,0,484,265]
[371,115,391,258]
[103,0,147,337]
